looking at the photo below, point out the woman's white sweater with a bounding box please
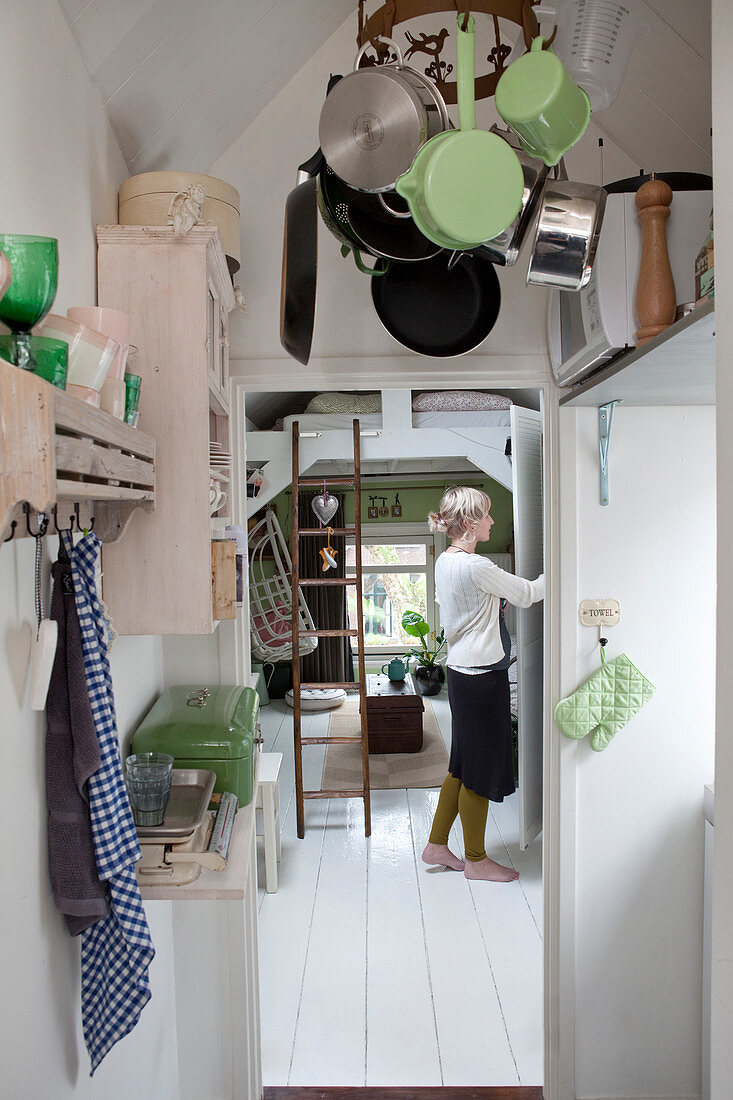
[434,551,544,670]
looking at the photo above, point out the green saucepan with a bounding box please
[395,14,524,251]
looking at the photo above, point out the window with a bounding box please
[345,534,435,655]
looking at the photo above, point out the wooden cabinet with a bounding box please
[97,225,235,634]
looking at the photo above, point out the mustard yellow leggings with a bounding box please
[428,772,488,862]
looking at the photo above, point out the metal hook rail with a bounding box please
[2,502,96,544]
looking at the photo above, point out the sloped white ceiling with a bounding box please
[59,0,354,173]
[60,0,711,177]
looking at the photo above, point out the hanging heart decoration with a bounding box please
[311,493,339,525]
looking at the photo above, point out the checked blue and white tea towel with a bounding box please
[64,532,155,1074]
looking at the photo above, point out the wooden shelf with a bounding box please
[137,791,256,901]
[559,300,715,408]
[0,358,155,543]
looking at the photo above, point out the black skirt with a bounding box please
[447,667,515,802]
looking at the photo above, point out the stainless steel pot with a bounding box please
[526,175,607,290]
[479,126,549,267]
[318,37,450,193]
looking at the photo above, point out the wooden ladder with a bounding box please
[290,419,371,839]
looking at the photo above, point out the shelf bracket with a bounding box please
[598,401,620,506]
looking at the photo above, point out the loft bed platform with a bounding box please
[245,390,515,517]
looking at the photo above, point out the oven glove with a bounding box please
[554,651,656,752]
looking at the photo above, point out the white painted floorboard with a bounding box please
[255,697,543,1088]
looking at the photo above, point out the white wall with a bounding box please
[711,3,733,1095]
[0,4,177,1096]
[562,406,716,1098]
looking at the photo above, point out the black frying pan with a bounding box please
[280,77,344,365]
[604,172,713,194]
[280,149,322,365]
[371,251,501,357]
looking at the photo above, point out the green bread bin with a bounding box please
[132,685,260,807]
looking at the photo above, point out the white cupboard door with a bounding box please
[510,406,544,850]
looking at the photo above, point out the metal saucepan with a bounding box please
[526,174,607,291]
[396,15,525,251]
[371,251,501,357]
[318,37,450,193]
[479,126,549,267]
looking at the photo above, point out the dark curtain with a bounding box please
[297,491,354,684]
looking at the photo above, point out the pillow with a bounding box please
[285,688,347,711]
[305,392,382,414]
[252,602,290,647]
[412,390,512,412]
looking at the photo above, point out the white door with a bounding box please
[510,406,544,850]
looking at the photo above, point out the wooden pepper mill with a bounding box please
[635,175,676,346]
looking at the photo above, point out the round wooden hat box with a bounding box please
[118,171,241,275]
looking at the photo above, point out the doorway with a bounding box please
[236,379,559,1094]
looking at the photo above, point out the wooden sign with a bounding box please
[579,598,621,628]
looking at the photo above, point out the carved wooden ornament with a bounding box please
[357,0,542,104]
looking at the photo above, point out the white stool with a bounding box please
[256,752,282,893]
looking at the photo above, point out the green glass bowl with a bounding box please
[0,333,67,388]
[0,235,58,332]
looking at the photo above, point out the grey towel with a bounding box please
[46,558,109,935]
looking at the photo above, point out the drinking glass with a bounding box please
[0,334,67,388]
[125,752,174,827]
[0,235,58,370]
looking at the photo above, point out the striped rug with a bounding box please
[320,697,449,791]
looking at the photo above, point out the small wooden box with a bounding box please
[365,674,424,754]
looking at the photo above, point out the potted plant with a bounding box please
[401,610,446,697]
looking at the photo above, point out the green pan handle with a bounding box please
[456,13,476,133]
[342,245,390,276]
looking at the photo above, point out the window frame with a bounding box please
[345,522,438,658]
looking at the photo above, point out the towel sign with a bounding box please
[579,598,621,628]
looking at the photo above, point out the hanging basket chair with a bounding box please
[248,505,318,663]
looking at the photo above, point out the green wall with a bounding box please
[271,475,513,553]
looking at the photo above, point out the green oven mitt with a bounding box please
[554,651,656,752]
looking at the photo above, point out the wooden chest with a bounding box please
[365,674,425,754]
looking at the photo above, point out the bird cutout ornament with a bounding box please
[319,528,339,571]
[311,485,339,525]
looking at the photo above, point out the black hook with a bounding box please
[3,520,17,543]
[23,503,49,538]
[52,504,76,535]
[73,502,95,532]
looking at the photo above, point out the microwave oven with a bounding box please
[548,189,712,387]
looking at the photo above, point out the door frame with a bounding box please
[234,366,575,1100]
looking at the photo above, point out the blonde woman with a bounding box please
[423,486,544,882]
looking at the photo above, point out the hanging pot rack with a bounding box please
[356,0,552,104]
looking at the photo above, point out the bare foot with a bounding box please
[464,856,519,882]
[421,842,465,871]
